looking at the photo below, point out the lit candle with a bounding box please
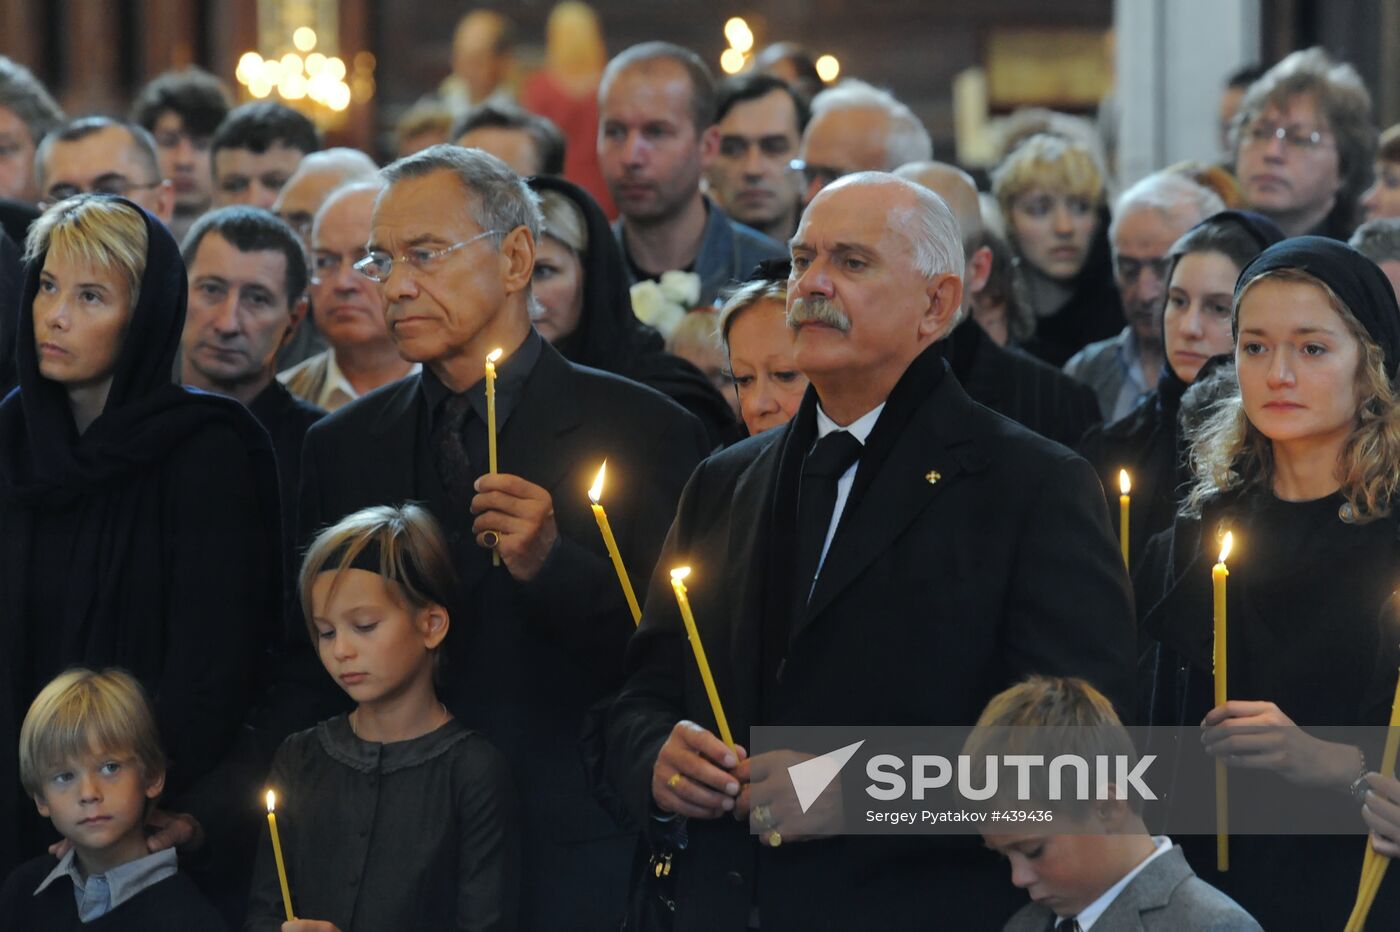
[1118,470,1131,568]
[265,790,295,921]
[1213,531,1232,872]
[669,567,735,750]
[485,348,503,567]
[1345,667,1400,931]
[589,461,641,625]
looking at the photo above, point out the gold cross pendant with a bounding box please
[925,470,942,485]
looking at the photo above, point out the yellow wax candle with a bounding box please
[485,348,502,567]
[1213,532,1232,872]
[589,462,641,625]
[669,567,735,750]
[265,790,295,921]
[1345,666,1400,931]
[1118,470,1131,568]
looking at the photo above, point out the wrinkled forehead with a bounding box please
[793,183,907,252]
[370,172,477,247]
[46,129,147,182]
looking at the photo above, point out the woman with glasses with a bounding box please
[0,195,282,879]
[521,175,737,446]
[1229,47,1375,239]
[991,133,1123,366]
[1136,237,1400,927]
[1078,210,1282,570]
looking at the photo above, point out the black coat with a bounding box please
[298,340,708,930]
[605,362,1137,932]
[0,855,227,932]
[1137,489,1400,929]
[944,316,1102,448]
[0,202,282,877]
[1077,372,1189,574]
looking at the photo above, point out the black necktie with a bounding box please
[1052,919,1083,932]
[432,392,475,507]
[790,430,864,616]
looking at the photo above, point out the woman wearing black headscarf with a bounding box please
[525,175,737,446]
[1078,211,1283,571]
[0,195,281,875]
[1136,236,1400,927]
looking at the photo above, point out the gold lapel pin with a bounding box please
[925,470,942,485]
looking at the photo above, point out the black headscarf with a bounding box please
[526,175,735,444]
[0,226,19,396]
[1233,235,1400,380]
[1157,210,1285,407]
[0,198,279,504]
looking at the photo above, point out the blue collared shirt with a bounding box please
[34,847,178,922]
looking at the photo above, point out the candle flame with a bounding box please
[486,348,503,364]
[266,789,276,812]
[1119,469,1131,495]
[588,461,606,504]
[670,566,691,582]
[1218,532,1233,564]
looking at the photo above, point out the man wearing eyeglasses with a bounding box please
[1230,47,1376,239]
[35,116,174,224]
[706,73,808,242]
[1065,173,1224,421]
[598,42,784,306]
[794,79,931,208]
[278,179,417,412]
[298,144,709,929]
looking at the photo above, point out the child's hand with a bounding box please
[283,921,342,932]
[145,809,204,853]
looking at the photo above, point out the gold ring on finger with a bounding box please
[668,773,683,790]
[767,831,782,847]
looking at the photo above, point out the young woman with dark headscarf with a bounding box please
[0,195,281,875]
[1136,236,1400,927]
[526,175,737,446]
[1078,211,1283,570]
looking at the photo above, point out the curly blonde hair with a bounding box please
[1184,268,1400,521]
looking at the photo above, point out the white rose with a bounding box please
[651,303,686,341]
[630,280,668,326]
[658,270,701,308]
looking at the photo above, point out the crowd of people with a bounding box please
[3,7,1400,930]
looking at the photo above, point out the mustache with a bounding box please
[787,295,852,333]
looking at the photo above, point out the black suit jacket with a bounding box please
[946,317,1102,449]
[298,340,708,928]
[606,368,1136,932]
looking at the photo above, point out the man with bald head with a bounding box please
[269,148,378,368]
[896,160,1101,446]
[278,179,417,411]
[607,172,1135,930]
[795,79,932,206]
[36,116,174,224]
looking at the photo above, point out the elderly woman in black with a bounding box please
[0,195,280,875]
[1078,211,1283,568]
[1137,237,1400,927]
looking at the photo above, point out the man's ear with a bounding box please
[698,124,720,171]
[282,295,310,350]
[919,272,964,340]
[967,244,993,297]
[420,603,450,650]
[499,226,536,296]
[154,180,176,225]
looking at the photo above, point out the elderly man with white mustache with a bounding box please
[605,172,1137,932]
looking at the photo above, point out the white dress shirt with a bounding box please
[811,402,885,584]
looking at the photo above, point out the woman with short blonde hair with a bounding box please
[0,194,282,877]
